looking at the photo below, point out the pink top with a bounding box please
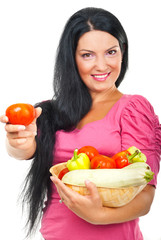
[40,94,161,240]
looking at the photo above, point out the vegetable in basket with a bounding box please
[112,146,147,168]
[77,146,99,161]
[67,148,90,171]
[62,162,154,188]
[58,168,69,180]
[112,149,139,168]
[127,146,147,162]
[91,154,116,169]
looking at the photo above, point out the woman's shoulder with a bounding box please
[112,94,154,120]
[120,94,155,116]
[122,94,151,105]
[120,94,161,136]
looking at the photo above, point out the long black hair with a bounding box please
[21,7,128,237]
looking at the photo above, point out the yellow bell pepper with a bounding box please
[127,146,147,163]
[67,148,91,171]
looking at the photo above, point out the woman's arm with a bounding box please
[99,184,155,224]
[51,175,155,224]
[0,107,42,160]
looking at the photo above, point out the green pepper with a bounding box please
[67,148,91,171]
[127,146,147,163]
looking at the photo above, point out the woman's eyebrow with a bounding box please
[79,49,94,53]
[79,45,119,52]
[106,45,119,51]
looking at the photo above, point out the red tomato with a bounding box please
[6,103,36,126]
[112,150,130,168]
[58,167,69,180]
[77,146,99,161]
[91,154,116,169]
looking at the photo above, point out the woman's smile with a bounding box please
[91,72,111,82]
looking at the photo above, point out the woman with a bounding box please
[0,7,161,240]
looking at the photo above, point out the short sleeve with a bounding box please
[120,95,161,187]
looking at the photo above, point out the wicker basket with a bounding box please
[50,162,146,207]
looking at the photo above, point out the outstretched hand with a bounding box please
[0,107,42,159]
[0,107,41,148]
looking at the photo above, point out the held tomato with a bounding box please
[77,146,99,161]
[58,168,69,180]
[91,154,116,169]
[6,103,36,126]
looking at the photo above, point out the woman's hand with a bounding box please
[51,175,155,225]
[50,175,105,224]
[0,107,42,159]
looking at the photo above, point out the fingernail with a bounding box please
[4,116,8,122]
[85,179,91,185]
[18,125,26,130]
[50,176,55,182]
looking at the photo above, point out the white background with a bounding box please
[0,0,161,239]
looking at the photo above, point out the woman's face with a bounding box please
[75,30,122,95]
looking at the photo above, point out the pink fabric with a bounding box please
[40,94,161,240]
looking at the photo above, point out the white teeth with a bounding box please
[93,73,108,78]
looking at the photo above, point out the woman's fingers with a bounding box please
[5,124,26,133]
[50,176,102,208]
[3,107,42,134]
[50,175,106,224]
[0,115,9,123]
[35,107,42,119]
[85,180,103,206]
[50,176,79,205]
[6,129,37,139]
[50,176,99,201]
[30,107,42,125]
[8,137,27,146]
[50,176,74,198]
[2,108,41,150]
[6,130,36,147]
[85,180,100,198]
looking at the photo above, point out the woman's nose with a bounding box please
[95,56,108,72]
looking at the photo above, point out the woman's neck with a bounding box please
[90,87,123,106]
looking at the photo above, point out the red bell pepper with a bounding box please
[112,149,139,168]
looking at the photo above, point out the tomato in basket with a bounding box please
[58,168,69,180]
[91,154,116,169]
[77,146,99,161]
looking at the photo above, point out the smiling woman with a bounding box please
[0,6,161,240]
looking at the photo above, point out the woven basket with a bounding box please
[50,162,146,207]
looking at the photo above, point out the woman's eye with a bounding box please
[106,50,117,56]
[82,53,94,59]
